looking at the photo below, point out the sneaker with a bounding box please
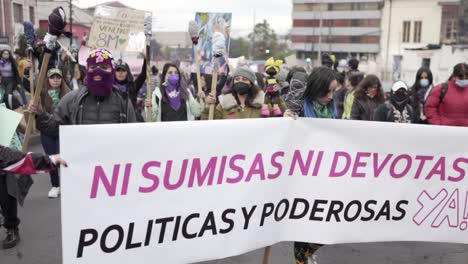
[261,104,270,116]
[2,228,20,249]
[48,187,60,198]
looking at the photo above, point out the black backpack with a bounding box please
[424,82,448,106]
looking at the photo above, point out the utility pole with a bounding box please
[317,0,323,64]
[384,0,393,82]
[251,9,256,60]
[69,0,73,47]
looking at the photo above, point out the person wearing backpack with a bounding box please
[410,67,433,123]
[374,81,417,123]
[28,48,137,138]
[425,63,468,126]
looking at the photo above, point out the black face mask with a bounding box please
[391,90,409,110]
[233,82,251,95]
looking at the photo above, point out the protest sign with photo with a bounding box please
[192,12,232,74]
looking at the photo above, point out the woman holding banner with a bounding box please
[205,67,264,119]
[284,66,340,264]
[39,68,70,198]
[147,63,201,122]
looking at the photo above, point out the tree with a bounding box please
[229,37,251,58]
[248,20,280,60]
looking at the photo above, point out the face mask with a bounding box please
[420,79,429,87]
[233,82,251,95]
[456,79,468,88]
[167,74,179,86]
[391,89,409,111]
[1,54,9,60]
[86,68,114,97]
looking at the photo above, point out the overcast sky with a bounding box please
[75,0,292,37]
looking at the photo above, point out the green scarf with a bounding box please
[48,89,60,107]
[311,100,332,119]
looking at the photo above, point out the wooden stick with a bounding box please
[208,58,219,120]
[145,44,152,122]
[22,52,51,151]
[28,52,35,97]
[262,246,271,264]
[194,51,204,110]
[27,51,36,132]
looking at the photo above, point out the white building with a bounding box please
[398,45,468,86]
[379,0,456,81]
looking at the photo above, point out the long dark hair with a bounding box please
[303,67,338,101]
[451,63,468,81]
[160,63,188,102]
[227,79,262,108]
[353,74,385,103]
[410,67,433,111]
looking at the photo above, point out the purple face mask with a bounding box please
[86,68,115,97]
[167,74,179,86]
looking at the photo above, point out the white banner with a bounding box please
[61,118,468,264]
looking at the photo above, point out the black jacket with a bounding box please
[35,85,137,138]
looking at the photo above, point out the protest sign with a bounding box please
[61,118,468,264]
[0,103,22,146]
[88,6,151,52]
[193,12,232,74]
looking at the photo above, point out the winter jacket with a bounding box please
[334,88,347,119]
[374,102,417,123]
[208,91,265,120]
[424,80,468,126]
[151,87,201,122]
[36,86,137,138]
[351,96,383,121]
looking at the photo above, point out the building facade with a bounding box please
[378,0,457,81]
[291,0,384,62]
[37,0,93,48]
[0,0,38,49]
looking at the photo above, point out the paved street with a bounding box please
[1,142,468,264]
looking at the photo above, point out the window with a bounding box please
[402,21,411,43]
[29,6,34,23]
[328,3,352,11]
[354,3,379,10]
[445,19,457,39]
[422,58,431,69]
[13,3,23,23]
[293,4,327,12]
[414,21,422,43]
